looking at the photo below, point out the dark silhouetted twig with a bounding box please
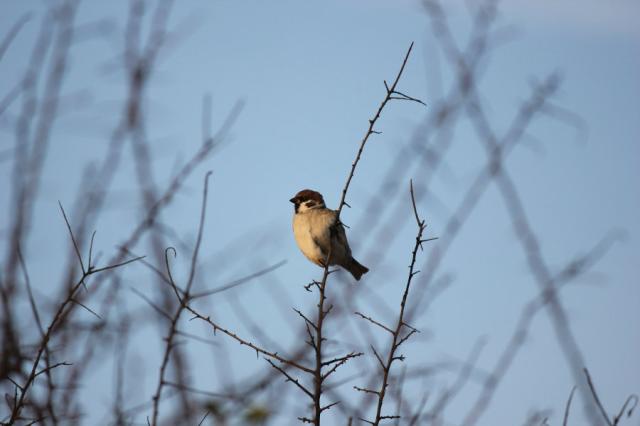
[356,181,429,425]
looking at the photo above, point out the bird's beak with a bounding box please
[289,197,297,204]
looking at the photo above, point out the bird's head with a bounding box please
[290,189,326,213]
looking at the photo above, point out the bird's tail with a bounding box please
[345,257,369,281]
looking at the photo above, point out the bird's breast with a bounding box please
[292,212,329,266]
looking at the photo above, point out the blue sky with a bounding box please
[1,1,638,425]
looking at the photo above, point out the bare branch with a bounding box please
[335,42,419,218]
[354,386,380,396]
[17,245,45,338]
[33,362,72,379]
[322,352,364,380]
[150,171,212,426]
[355,312,394,335]
[358,181,431,425]
[613,394,638,426]
[583,368,613,426]
[185,305,313,374]
[266,359,313,400]
[59,201,85,274]
[563,386,577,426]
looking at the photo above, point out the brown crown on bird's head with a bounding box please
[290,189,325,212]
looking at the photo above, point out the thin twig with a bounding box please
[150,171,212,426]
[613,394,638,425]
[17,245,45,338]
[358,181,429,425]
[583,368,613,426]
[354,312,394,335]
[335,42,422,219]
[183,304,313,373]
[7,213,141,424]
[59,202,85,274]
[266,359,314,399]
[563,386,577,426]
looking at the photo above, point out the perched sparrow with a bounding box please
[290,189,369,280]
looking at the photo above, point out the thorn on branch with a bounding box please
[324,304,334,317]
[409,180,423,227]
[354,386,380,396]
[70,298,102,320]
[58,201,85,274]
[396,329,418,348]
[389,89,427,106]
[321,352,363,367]
[355,311,394,334]
[371,345,386,370]
[321,352,363,380]
[266,359,313,400]
[35,362,72,379]
[305,324,317,349]
[88,230,97,270]
[420,237,438,244]
[304,280,320,292]
[401,321,420,333]
[293,308,317,330]
[6,377,23,391]
[320,401,340,413]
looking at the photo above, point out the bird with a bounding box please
[290,189,369,280]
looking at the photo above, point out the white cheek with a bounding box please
[297,203,311,213]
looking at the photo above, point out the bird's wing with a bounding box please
[309,210,335,260]
[331,217,351,257]
[318,210,352,261]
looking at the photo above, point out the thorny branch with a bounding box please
[150,172,212,426]
[304,42,423,426]
[160,174,314,382]
[355,181,429,425]
[1,1,247,425]
[5,205,142,425]
[335,42,425,220]
[182,303,313,374]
